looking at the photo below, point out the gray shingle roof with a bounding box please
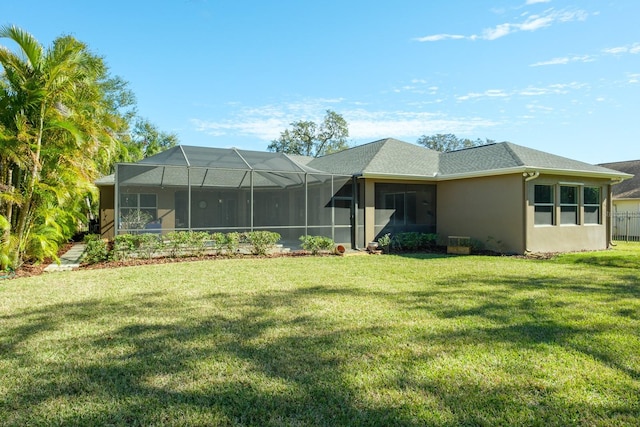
[307,138,440,177]
[97,139,631,186]
[308,138,627,180]
[598,160,640,198]
[439,142,625,178]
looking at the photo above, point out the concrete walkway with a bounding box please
[44,243,86,272]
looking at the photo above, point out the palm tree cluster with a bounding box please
[0,26,170,270]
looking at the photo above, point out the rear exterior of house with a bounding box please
[96,139,630,254]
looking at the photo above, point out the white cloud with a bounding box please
[190,100,500,142]
[415,7,589,42]
[603,43,640,55]
[530,55,594,66]
[526,103,554,112]
[457,89,509,101]
[526,0,551,4]
[456,82,588,101]
[347,110,500,139]
[413,34,465,42]
[482,23,513,40]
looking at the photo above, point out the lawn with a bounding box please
[1,244,639,426]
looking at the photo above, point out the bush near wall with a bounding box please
[390,232,438,252]
[299,235,336,255]
[83,231,283,264]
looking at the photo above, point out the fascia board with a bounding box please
[364,167,633,182]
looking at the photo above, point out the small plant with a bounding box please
[246,231,281,256]
[165,231,191,258]
[137,233,164,259]
[185,231,210,256]
[377,233,391,253]
[224,232,240,255]
[82,234,109,264]
[210,232,227,255]
[299,235,335,255]
[113,234,139,260]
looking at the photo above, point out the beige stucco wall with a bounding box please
[98,185,177,240]
[363,180,375,245]
[98,185,115,240]
[437,174,525,254]
[525,175,611,253]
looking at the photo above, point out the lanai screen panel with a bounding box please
[115,152,353,244]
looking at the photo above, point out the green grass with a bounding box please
[1,243,639,426]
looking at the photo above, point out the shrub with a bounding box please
[82,234,109,264]
[113,234,138,260]
[165,231,191,257]
[299,235,335,255]
[112,233,163,260]
[377,233,392,253]
[391,232,438,252]
[210,232,227,255]
[246,231,281,256]
[137,233,164,259]
[185,231,210,256]
[224,232,240,255]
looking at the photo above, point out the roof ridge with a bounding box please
[501,142,525,167]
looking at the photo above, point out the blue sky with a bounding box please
[2,0,638,163]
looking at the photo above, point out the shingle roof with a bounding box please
[97,139,631,186]
[308,138,627,180]
[307,138,440,177]
[439,142,624,178]
[598,160,640,199]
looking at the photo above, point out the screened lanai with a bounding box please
[114,146,358,246]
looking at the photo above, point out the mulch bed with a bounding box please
[4,244,558,280]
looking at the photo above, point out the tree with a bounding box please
[131,117,178,159]
[267,110,349,157]
[416,134,495,152]
[0,26,123,268]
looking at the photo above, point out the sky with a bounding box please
[2,0,639,164]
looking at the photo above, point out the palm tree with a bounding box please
[0,26,120,267]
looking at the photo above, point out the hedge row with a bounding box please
[83,231,282,264]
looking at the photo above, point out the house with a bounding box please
[597,160,640,214]
[597,160,640,241]
[96,138,632,254]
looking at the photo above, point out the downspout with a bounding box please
[523,171,540,253]
[114,165,119,236]
[351,175,359,250]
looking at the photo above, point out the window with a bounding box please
[584,186,600,224]
[119,193,157,229]
[560,186,578,224]
[374,183,436,236]
[534,185,554,225]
